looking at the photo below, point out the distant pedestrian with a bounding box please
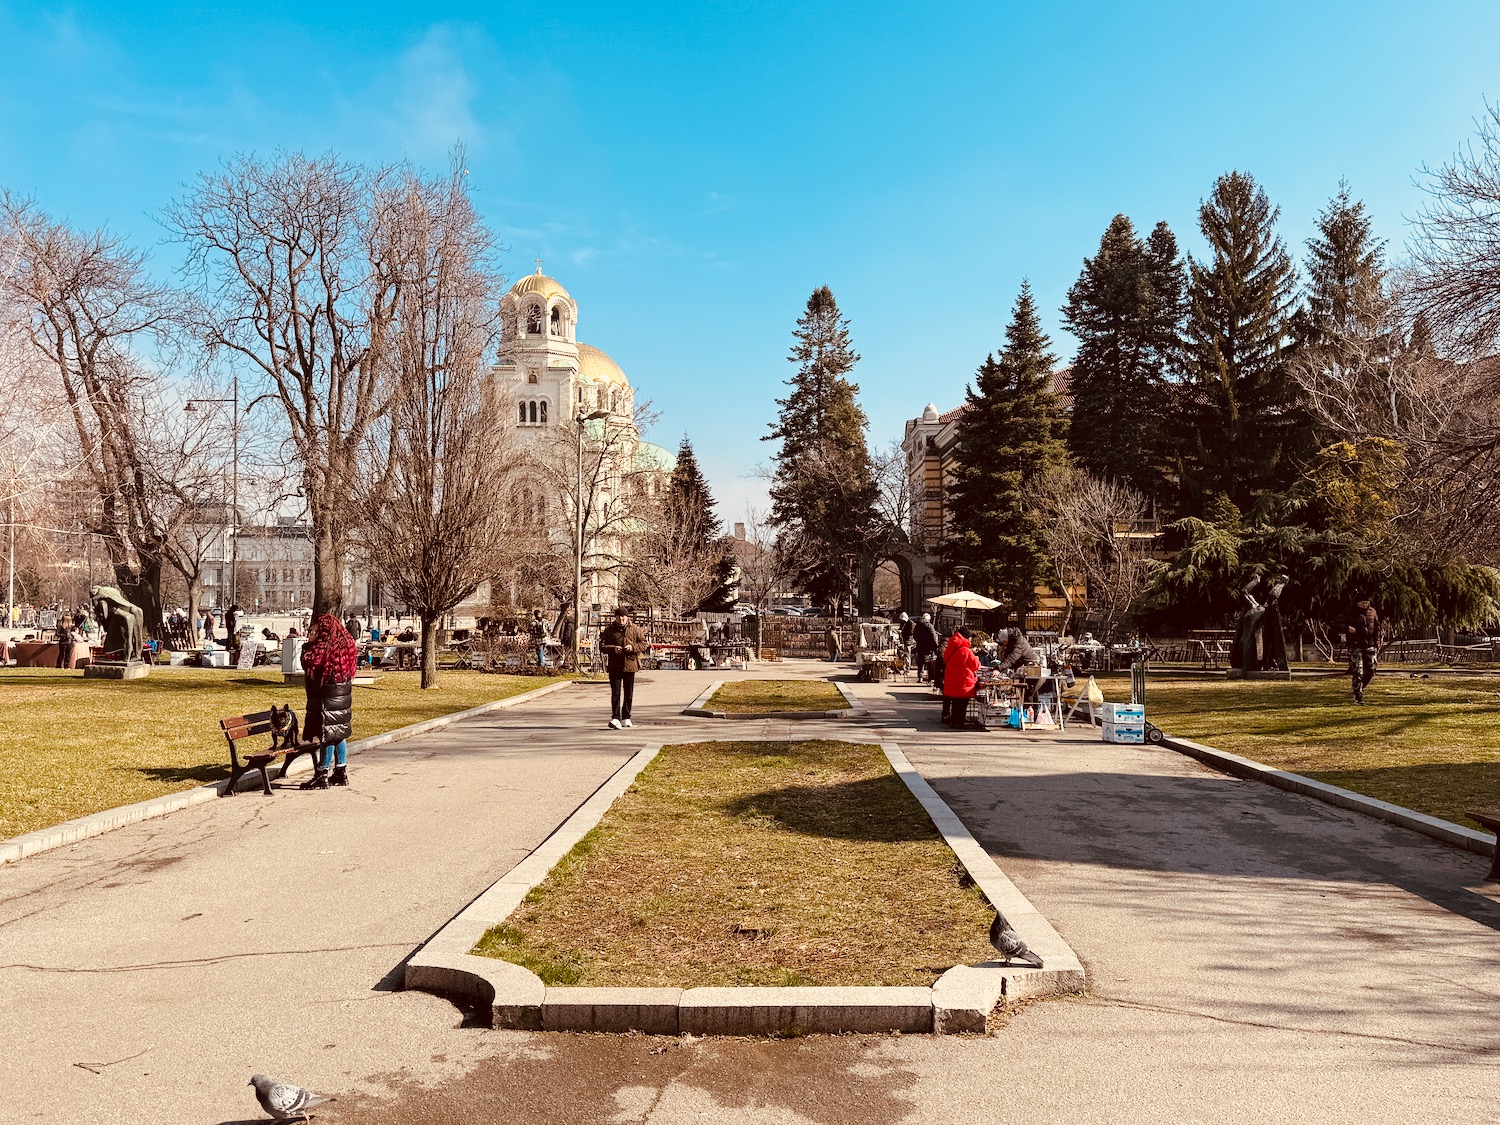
[600,607,647,729]
[898,611,914,648]
[54,617,74,669]
[825,625,842,661]
[529,609,548,667]
[299,613,357,789]
[1340,594,1380,704]
[912,612,939,682]
[203,610,216,644]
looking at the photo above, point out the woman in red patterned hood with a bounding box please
[300,612,357,789]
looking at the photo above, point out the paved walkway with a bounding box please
[3,663,1499,1124]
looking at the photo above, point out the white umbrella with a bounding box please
[926,590,1002,610]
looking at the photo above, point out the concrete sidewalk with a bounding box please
[0,668,755,1124]
[7,662,1500,1124]
[317,671,1500,1125]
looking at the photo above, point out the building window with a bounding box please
[539,400,548,423]
[526,304,544,334]
[519,401,527,424]
[528,401,538,424]
[550,306,563,336]
[527,371,538,384]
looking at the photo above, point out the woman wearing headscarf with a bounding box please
[299,613,357,789]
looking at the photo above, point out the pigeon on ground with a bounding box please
[249,1074,334,1121]
[989,910,1044,968]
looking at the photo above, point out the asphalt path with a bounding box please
[3,662,1498,1124]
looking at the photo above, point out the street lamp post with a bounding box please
[573,408,611,672]
[185,374,240,612]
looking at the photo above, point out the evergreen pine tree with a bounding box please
[666,437,737,612]
[945,281,1070,617]
[1175,171,1309,513]
[764,286,880,605]
[1302,181,1386,347]
[1061,214,1184,503]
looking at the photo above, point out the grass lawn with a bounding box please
[473,739,994,987]
[707,679,847,714]
[1119,671,1500,830]
[0,668,565,839]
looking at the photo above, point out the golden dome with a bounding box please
[510,268,571,302]
[577,342,628,387]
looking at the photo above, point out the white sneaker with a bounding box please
[623,718,633,728]
[608,718,623,729]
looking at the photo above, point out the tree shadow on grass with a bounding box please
[722,776,943,843]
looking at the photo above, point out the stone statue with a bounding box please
[90,584,145,664]
[1233,574,1290,673]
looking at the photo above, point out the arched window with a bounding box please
[610,388,620,413]
[518,401,527,424]
[577,386,584,403]
[539,400,548,423]
[528,401,538,424]
[535,494,545,527]
[527,371,538,385]
[550,306,562,336]
[526,304,544,335]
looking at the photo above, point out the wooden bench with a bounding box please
[1467,809,1500,881]
[220,710,319,797]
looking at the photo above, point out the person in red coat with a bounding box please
[942,627,980,728]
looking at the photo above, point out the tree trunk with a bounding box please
[420,613,440,689]
[311,525,344,620]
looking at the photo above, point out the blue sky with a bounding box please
[2,2,1498,520]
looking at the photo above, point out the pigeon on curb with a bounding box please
[989,911,1044,968]
[249,1074,334,1121]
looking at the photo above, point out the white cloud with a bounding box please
[390,26,481,158]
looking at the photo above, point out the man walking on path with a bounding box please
[1341,594,1380,703]
[600,606,647,729]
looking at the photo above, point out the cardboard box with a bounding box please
[1101,722,1145,744]
[1101,702,1145,724]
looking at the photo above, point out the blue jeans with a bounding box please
[319,739,347,770]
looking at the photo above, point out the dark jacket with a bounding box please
[996,632,1037,673]
[899,618,915,645]
[305,677,353,746]
[912,620,939,653]
[600,622,648,675]
[1344,601,1380,648]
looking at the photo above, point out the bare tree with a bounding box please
[169,152,411,619]
[735,507,809,657]
[620,487,724,618]
[1,192,194,631]
[354,159,512,688]
[1041,467,1155,639]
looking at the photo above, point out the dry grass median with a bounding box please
[473,739,994,987]
[706,679,847,713]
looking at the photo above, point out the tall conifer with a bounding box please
[1174,171,1309,512]
[1061,214,1184,503]
[1302,181,1386,347]
[764,286,880,605]
[945,282,1070,616]
[667,437,737,612]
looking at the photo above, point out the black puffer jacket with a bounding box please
[304,677,353,745]
[1344,601,1380,648]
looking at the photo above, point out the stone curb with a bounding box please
[681,679,871,720]
[1159,734,1496,859]
[0,679,575,867]
[879,742,1087,1031]
[404,738,1084,1034]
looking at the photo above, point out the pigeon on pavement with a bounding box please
[989,910,1044,968]
[249,1074,334,1121]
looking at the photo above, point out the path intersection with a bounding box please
[1,663,1497,1123]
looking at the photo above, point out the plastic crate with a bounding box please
[1101,702,1145,724]
[1101,721,1145,744]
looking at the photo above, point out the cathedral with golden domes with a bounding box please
[490,266,677,617]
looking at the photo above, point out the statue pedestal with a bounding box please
[84,661,151,681]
